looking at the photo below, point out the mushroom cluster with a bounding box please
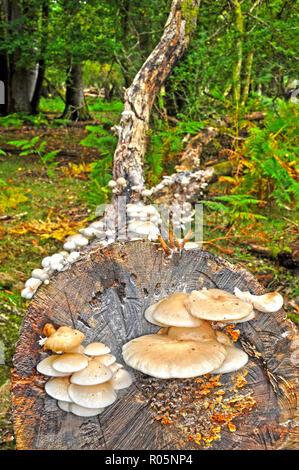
[37,324,132,417]
[122,287,283,379]
[142,167,214,205]
[21,251,81,299]
[126,203,162,241]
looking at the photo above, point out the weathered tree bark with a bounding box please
[11,242,298,450]
[111,0,201,195]
[61,62,91,121]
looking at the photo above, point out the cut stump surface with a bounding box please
[11,241,298,450]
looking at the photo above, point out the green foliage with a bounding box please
[237,102,299,207]
[145,119,207,184]
[7,136,60,177]
[201,195,267,225]
[80,123,118,206]
[0,179,28,212]
[0,114,25,128]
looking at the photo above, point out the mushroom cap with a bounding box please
[234,287,284,313]
[211,345,248,374]
[145,293,203,327]
[43,326,85,353]
[57,400,72,412]
[52,353,89,373]
[36,355,71,377]
[122,334,227,379]
[21,287,34,299]
[230,310,256,323]
[31,268,49,281]
[127,220,160,239]
[45,376,72,402]
[166,321,217,343]
[25,277,42,291]
[110,368,132,390]
[70,359,113,385]
[84,342,111,356]
[109,362,124,374]
[94,354,116,367]
[184,289,253,322]
[69,403,104,417]
[215,331,233,346]
[144,303,169,327]
[68,382,117,409]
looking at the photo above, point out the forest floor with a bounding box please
[0,98,298,449]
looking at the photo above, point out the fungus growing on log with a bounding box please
[234,287,284,313]
[37,330,132,418]
[41,325,85,353]
[122,334,227,379]
[124,289,254,379]
[184,288,253,322]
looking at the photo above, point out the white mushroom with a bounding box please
[68,382,117,409]
[109,368,132,390]
[94,354,116,367]
[210,344,248,374]
[24,277,42,291]
[31,268,49,281]
[116,177,127,186]
[21,287,34,299]
[234,287,284,313]
[184,289,253,322]
[36,355,71,377]
[57,400,72,412]
[84,342,111,356]
[41,256,51,268]
[122,334,227,379]
[69,403,104,417]
[45,377,72,402]
[52,353,89,374]
[66,252,81,264]
[70,359,113,385]
[63,234,89,251]
[145,293,203,328]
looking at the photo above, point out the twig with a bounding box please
[0,212,28,222]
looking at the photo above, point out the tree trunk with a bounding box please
[61,62,91,121]
[112,0,201,196]
[31,0,49,115]
[1,0,39,114]
[11,242,298,450]
[241,52,253,107]
[232,0,243,107]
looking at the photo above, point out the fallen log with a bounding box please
[11,241,298,450]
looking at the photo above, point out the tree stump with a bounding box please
[11,241,298,450]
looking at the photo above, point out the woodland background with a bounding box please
[0,0,298,449]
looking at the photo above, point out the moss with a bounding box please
[181,0,200,35]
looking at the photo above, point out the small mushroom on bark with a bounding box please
[234,287,284,313]
[43,325,85,354]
